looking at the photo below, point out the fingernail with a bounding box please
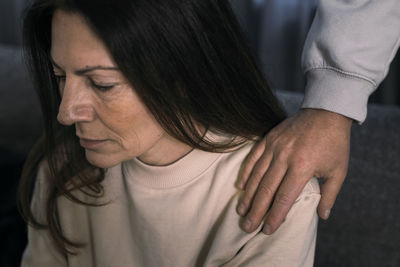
[263,224,272,235]
[242,219,252,232]
[323,209,331,219]
[237,203,247,216]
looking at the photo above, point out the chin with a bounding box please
[85,150,125,169]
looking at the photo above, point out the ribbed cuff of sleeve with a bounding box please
[301,68,376,124]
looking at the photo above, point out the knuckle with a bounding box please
[293,152,309,166]
[276,146,293,162]
[266,125,282,140]
[257,183,275,198]
[250,169,265,184]
[291,154,313,174]
[274,192,292,206]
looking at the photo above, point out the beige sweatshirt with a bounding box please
[21,142,320,267]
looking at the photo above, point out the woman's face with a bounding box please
[51,10,191,168]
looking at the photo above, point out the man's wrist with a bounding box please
[299,108,354,128]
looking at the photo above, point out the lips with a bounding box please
[79,138,107,149]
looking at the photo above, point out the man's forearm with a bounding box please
[302,0,400,123]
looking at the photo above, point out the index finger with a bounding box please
[262,169,311,235]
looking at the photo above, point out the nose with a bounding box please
[57,78,96,126]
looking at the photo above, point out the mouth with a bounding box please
[79,138,108,149]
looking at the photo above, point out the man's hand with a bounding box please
[236,108,352,234]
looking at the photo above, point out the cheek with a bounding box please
[119,111,164,148]
[94,86,165,156]
[103,102,164,151]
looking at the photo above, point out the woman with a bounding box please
[18,0,320,266]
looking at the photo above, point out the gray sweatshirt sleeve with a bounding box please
[301,0,400,123]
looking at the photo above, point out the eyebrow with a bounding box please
[50,57,119,75]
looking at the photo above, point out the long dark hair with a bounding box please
[18,0,286,255]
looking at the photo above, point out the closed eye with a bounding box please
[89,78,116,92]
